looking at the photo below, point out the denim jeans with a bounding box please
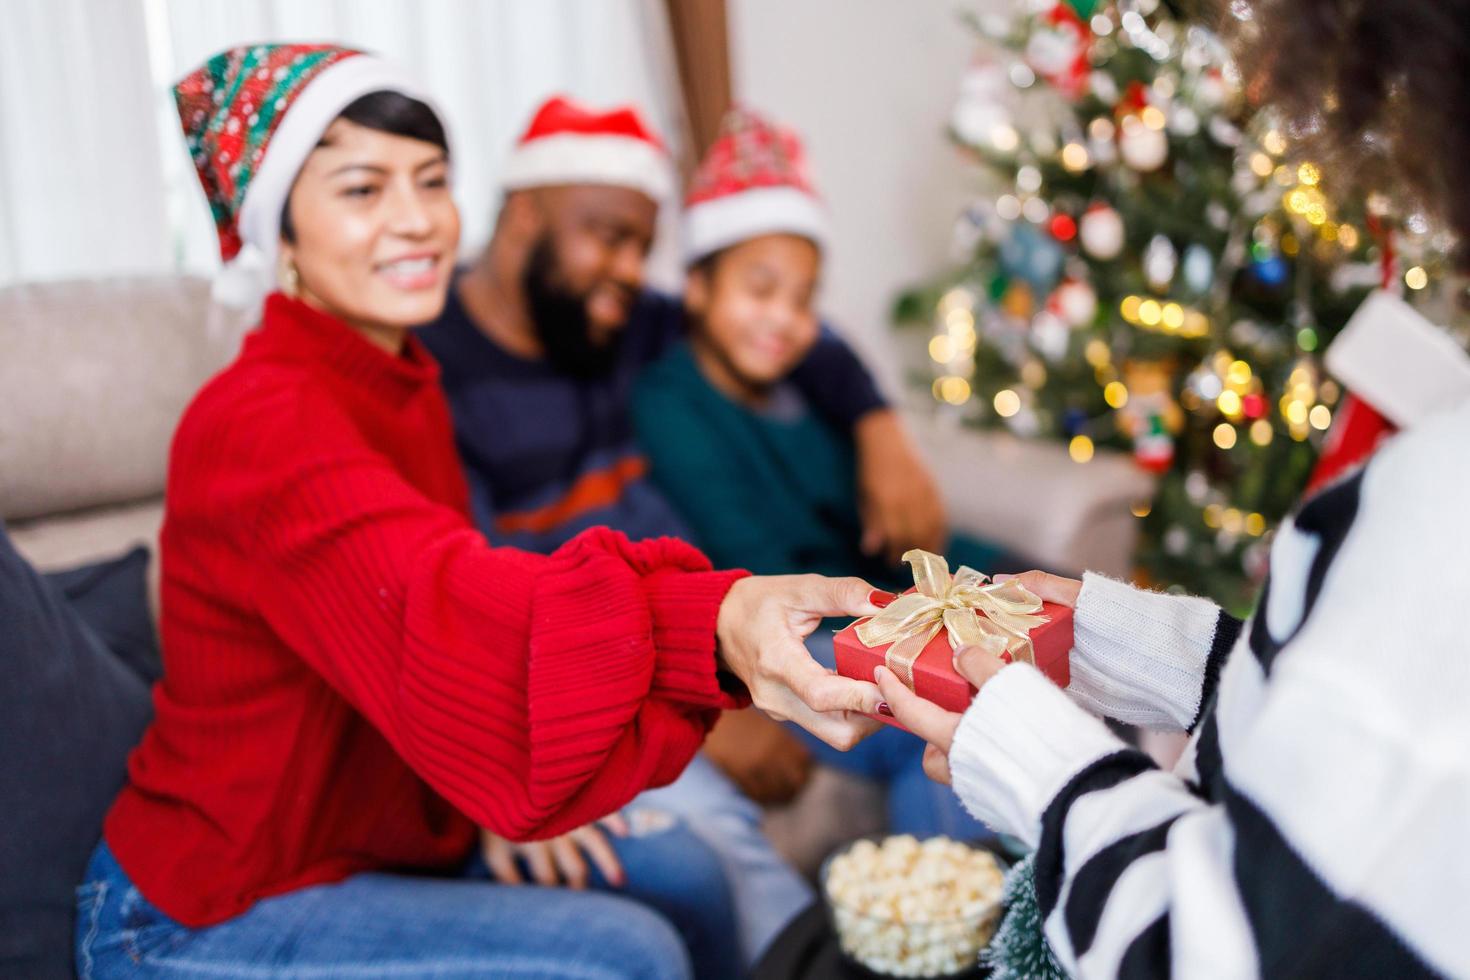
[76,807,739,979]
[635,754,813,965]
[799,632,995,843]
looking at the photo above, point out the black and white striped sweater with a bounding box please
[948,400,1469,978]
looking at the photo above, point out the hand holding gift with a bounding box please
[716,574,886,751]
[871,569,1083,784]
[834,554,1077,730]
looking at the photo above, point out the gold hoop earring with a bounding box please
[280,258,301,298]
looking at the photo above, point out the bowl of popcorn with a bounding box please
[821,834,1006,978]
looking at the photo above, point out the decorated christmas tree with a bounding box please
[896,0,1467,611]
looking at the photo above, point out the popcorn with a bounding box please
[823,835,1005,978]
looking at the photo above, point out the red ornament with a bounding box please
[1049,213,1078,242]
[1241,392,1266,419]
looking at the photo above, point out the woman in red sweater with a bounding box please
[76,45,885,979]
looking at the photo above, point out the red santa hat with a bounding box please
[682,107,828,264]
[501,95,674,200]
[174,43,440,306]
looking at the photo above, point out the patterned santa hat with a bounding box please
[682,107,827,264]
[501,95,674,200]
[174,43,438,306]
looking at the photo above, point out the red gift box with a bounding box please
[834,592,1074,729]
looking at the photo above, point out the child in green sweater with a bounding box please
[633,108,1003,840]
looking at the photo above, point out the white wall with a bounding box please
[729,0,994,396]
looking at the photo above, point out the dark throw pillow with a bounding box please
[43,545,161,684]
[0,530,154,979]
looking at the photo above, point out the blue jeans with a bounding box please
[799,632,995,842]
[76,811,739,979]
[635,754,812,965]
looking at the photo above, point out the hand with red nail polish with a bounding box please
[868,589,898,609]
[875,644,1014,786]
[716,574,886,751]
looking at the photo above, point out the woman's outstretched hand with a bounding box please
[877,569,1083,784]
[716,574,887,751]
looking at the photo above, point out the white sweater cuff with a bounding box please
[949,664,1127,849]
[1066,572,1224,731]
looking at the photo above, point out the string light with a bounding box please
[1262,129,1287,155]
[1338,224,1360,249]
[1246,512,1267,536]
[991,124,1020,152]
[1061,143,1090,172]
[1226,359,1252,387]
[1213,422,1238,449]
[1309,404,1333,430]
[1250,419,1274,445]
[1120,295,1143,321]
[1085,339,1112,367]
[1021,360,1048,388]
[1069,435,1095,463]
[1203,503,1223,528]
[1405,266,1429,290]
[1138,299,1162,327]
[1161,303,1185,331]
[993,389,1021,416]
[1140,106,1167,130]
[1104,381,1129,408]
[938,376,972,405]
[928,335,955,362]
[1284,400,1309,425]
[1296,161,1321,186]
[1249,152,1274,177]
[1217,390,1243,417]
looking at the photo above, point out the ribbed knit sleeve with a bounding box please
[1067,573,1242,732]
[198,377,743,841]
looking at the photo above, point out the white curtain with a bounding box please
[0,0,685,288]
[0,0,171,285]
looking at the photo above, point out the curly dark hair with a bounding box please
[1223,0,1470,261]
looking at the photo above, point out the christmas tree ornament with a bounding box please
[1250,250,1289,288]
[1049,278,1098,327]
[1132,414,1177,471]
[1119,114,1169,171]
[1000,223,1065,294]
[1144,235,1178,291]
[1182,243,1214,293]
[1079,203,1125,259]
[1089,69,1120,105]
[1169,104,1200,137]
[1117,360,1184,472]
[951,63,1014,147]
[1000,280,1037,320]
[1025,4,1092,100]
[1031,310,1073,361]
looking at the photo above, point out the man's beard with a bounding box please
[523,237,627,379]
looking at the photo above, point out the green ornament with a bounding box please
[1065,0,1101,20]
[981,854,1068,980]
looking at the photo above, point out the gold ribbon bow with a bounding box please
[854,550,1049,689]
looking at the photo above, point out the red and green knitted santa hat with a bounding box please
[175,43,436,285]
[682,107,828,264]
